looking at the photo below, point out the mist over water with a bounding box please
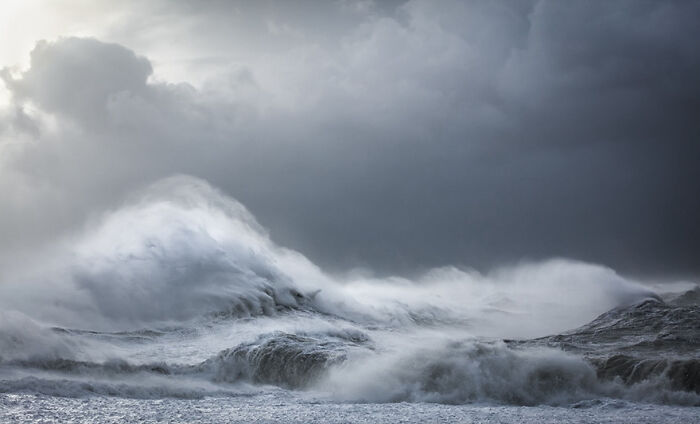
[0,176,697,407]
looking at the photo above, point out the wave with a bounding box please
[200,332,349,389]
[0,311,77,362]
[528,298,700,357]
[319,337,700,406]
[666,286,700,307]
[0,177,327,332]
[0,175,696,406]
[594,355,700,394]
[0,176,657,335]
[4,332,697,406]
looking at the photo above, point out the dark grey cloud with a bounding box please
[1,0,698,279]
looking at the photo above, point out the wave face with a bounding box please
[0,176,697,406]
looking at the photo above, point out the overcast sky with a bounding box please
[1,0,698,279]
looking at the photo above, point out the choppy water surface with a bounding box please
[1,177,698,422]
[2,394,699,424]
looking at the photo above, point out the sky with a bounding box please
[0,0,698,279]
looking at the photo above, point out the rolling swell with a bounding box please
[200,333,349,388]
[594,355,700,393]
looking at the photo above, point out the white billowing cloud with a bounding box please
[2,38,152,125]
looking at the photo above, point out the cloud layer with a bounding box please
[1,0,698,278]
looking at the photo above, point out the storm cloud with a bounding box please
[1,0,698,278]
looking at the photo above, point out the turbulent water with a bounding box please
[1,176,698,423]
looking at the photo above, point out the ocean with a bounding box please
[0,177,697,423]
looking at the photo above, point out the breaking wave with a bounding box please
[321,338,700,406]
[0,176,697,406]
